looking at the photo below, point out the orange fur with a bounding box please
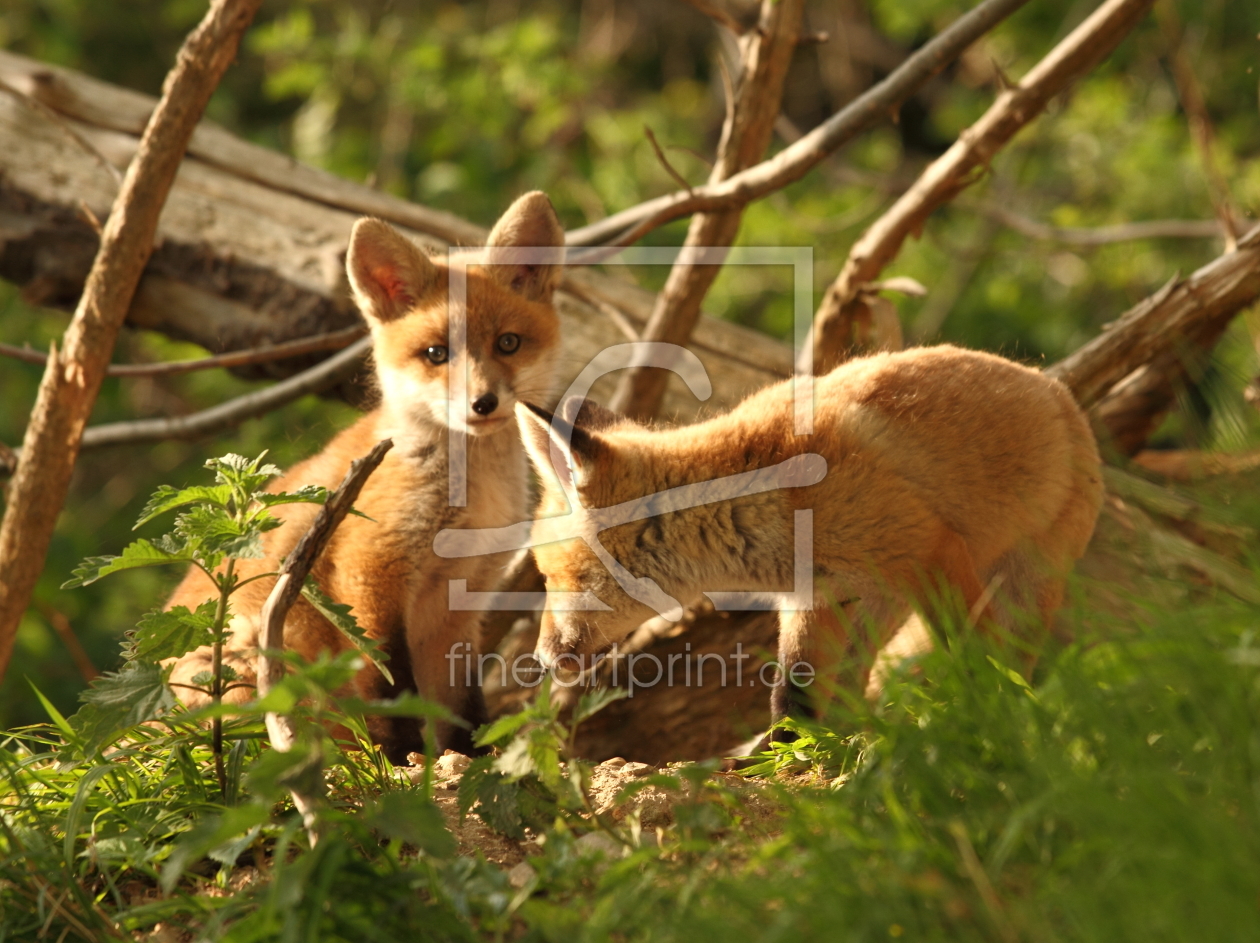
[518,345,1103,730]
[165,192,565,760]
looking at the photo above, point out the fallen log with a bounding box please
[0,50,790,424]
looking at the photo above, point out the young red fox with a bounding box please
[517,345,1103,734]
[165,192,565,760]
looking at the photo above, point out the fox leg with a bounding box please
[770,585,908,742]
[407,607,489,757]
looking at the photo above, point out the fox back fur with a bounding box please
[518,345,1103,728]
[165,192,565,760]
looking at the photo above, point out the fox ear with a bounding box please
[346,218,441,324]
[557,396,622,432]
[484,191,565,303]
[516,401,604,500]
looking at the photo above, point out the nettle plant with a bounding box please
[62,452,390,795]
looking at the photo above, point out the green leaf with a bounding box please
[62,539,193,589]
[458,756,526,839]
[207,452,281,498]
[246,731,324,804]
[28,679,77,744]
[572,685,629,726]
[72,662,176,755]
[173,506,262,561]
[474,710,533,749]
[133,483,232,529]
[366,790,456,857]
[125,602,218,662]
[63,764,113,867]
[301,577,393,685]
[254,485,330,508]
[161,805,271,893]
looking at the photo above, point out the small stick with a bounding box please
[255,437,393,841]
[644,125,694,194]
[0,325,366,377]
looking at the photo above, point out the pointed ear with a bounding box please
[558,396,623,433]
[346,218,441,325]
[516,401,604,499]
[484,191,565,303]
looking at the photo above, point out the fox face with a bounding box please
[346,194,565,437]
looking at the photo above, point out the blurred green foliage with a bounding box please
[0,0,1258,728]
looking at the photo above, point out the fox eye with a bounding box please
[496,333,521,355]
[425,346,449,364]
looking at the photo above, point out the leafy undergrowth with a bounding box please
[3,454,1258,940]
[4,591,1259,942]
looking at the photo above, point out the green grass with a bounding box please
[3,582,1258,941]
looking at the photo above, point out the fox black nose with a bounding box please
[471,392,499,416]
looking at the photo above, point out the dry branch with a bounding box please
[804,0,1157,374]
[76,336,373,452]
[609,0,805,420]
[0,325,365,377]
[1047,224,1260,407]
[977,204,1223,246]
[0,0,263,683]
[564,0,1033,248]
[1046,223,1260,452]
[256,436,393,839]
[2,327,370,469]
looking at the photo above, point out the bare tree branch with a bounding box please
[976,203,1223,246]
[804,0,1157,374]
[257,437,393,842]
[1047,224,1260,407]
[1046,224,1260,452]
[609,0,805,420]
[0,325,366,377]
[563,0,1033,249]
[0,0,264,683]
[76,335,372,452]
[3,336,370,470]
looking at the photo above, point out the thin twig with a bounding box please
[564,0,1033,248]
[805,0,1157,373]
[975,203,1223,246]
[0,0,264,686]
[256,437,393,843]
[0,324,366,377]
[76,335,371,452]
[644,124,694,193]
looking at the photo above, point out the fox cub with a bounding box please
[166,192,565,760]
[517,345,1103,731]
